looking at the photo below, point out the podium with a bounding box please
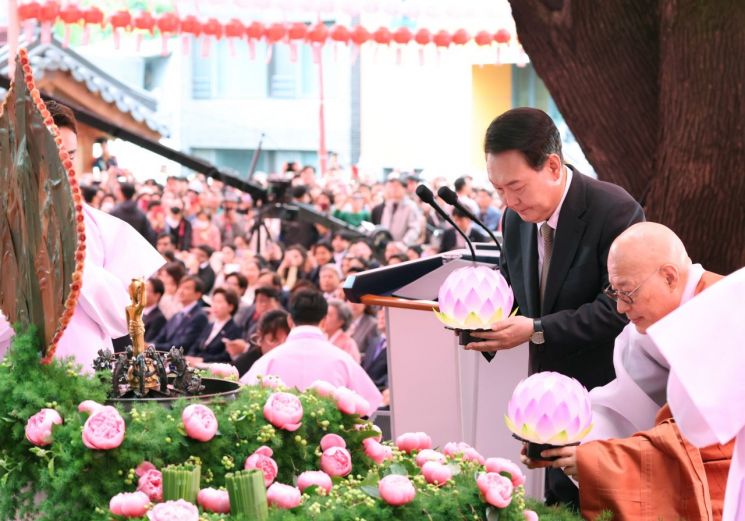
[344,245,544,499]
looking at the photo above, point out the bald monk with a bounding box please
[529,223,733,520]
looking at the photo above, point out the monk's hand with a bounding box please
[465,316,533,352]
[542,446,578,479]
[520,443,551,469]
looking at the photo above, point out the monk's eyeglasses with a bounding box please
[603,267,662,305]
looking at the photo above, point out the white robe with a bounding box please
[648,266,745,521]
[0,206,164,372]
[586,263,705,442]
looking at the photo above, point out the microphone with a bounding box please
[437,186,501,252]
[415,184,476,260]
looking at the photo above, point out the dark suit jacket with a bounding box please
[143,305,167,343]
[497,167,644,390]
[371,203,384,225]
[110,200,156,245]
[361,334,388,391]
[191,318,242,363]
[154,303,209,354]
[233,344,263,377]
[197,264,216,294]
[439,226,488,253]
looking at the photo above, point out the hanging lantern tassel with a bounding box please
[180,16,203,57]
[265,23,287,64]
[182,34,191,56]
[59,4,83,48]
[287,22,308,63]
[350,26,370,65]
[82,7,104,46]
[494,28,511,65]
[201,19,223,59]
[39,1,60,45]
[392,27,412,66]
[133,11,156,53]
[248,39,256,60]
[372,27,392,65]
[224,19,245,58]
[433,30,452,67]
[330,24,350,63]
[312,43,322,64]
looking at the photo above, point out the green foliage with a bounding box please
[0,328,586,521]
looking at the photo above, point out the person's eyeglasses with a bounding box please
[603,267,661,305]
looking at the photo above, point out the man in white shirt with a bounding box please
[242,289,382,416]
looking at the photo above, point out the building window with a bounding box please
[192,39,269,100]
[267,42,319,99]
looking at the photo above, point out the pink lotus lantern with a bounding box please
[434,265,514,344]
[505,371,593,460]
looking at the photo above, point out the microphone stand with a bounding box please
[415,185,477,261]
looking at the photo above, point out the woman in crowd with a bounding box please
[192,209,221,251]
[185,287,242,365]
[157,261,186,320]
[347,301,379,361]
[232,309,291,377]
[322,299,361,363]
[277,245,312,291]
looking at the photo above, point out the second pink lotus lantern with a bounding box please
[433,265,515,344]
[504,371,593,460]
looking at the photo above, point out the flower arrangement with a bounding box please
[0,328,585,521]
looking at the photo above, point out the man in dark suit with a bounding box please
[110,182,156,245]
[154,275,209,354]
[191,245,216,294]
[143,277,167,343]
[466,108,645,509]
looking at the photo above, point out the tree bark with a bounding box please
[509,0,745,274]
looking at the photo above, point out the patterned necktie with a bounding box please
[539,223,554,310]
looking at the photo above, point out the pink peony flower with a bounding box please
[263,392,303,431]
[198,487,231,514]
[363,437,393,465]
[137,469,163,502]
[258,374,286,389]
[296,470,333,494]
[147,499,199,521]
[443,441,485,464]
[182,403,218,442]
[135,461,157,477]
[415,449,447,467]
[310,379,336,398]
[320,433,346,451]
[320,446,353,477]
[524,510,539,521]
[395,431,433,453]
[244,445,278,487]
[109,491,150,518]
[25,409,63,447]
[208,363,239,380]
[78,400,104,415]
[422,461,453,486]
[82,406,125,450]
[477,472,514,509]
[267,483,302,509]
[485,457,526,487]
[333,386,370,416]
[378,474,416,506]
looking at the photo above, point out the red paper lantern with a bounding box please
[308,22,329,44]
[224,18,245,39]
[18,1,41,21]
[474,30,493,46]
[109,10,132,30]
[265,23,287,43]
[330,24,350,43]
[494,28,511,44]
[393,27,413,45]
[246,21,266,40]
[414,28,432,45]
[134,11,156,32]
[288,22,308,41]
[38,1,59,23]
[373,27,392,45]
[203,18,223,38]
[181,15,203,36]
[83,6,104,25]
[350,26,371,46]
[433,30,452,48]
[59,4,83,24]
[452,28,470,46]
[156,13,179,34]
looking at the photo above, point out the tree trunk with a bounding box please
[509,0,745,274]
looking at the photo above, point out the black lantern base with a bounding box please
[512,434,580,462]
[445,327,491,346]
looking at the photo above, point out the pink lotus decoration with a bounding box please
[505,371,593,445]
[434,266,514,329]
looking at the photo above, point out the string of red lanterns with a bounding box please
[16,2,515,56]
